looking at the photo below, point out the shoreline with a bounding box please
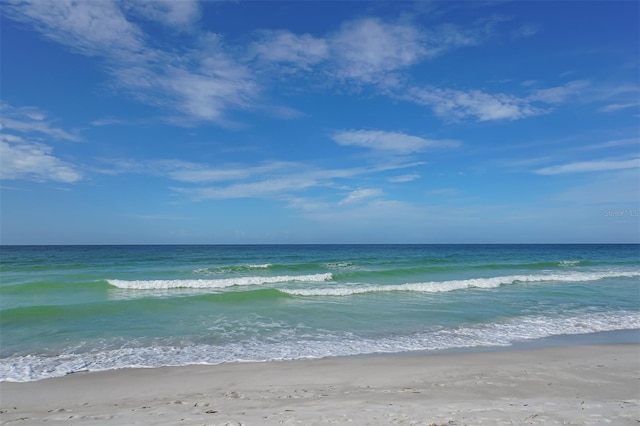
[3,328,638,384]
[2,337,638,425]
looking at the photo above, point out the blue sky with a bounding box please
[1,1,638,244]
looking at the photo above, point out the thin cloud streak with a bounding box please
[535,158,640,175]
[332,130,459,153]
[1,104,82,142]
[339,188,383,205]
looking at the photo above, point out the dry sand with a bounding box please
[1,344,638,425]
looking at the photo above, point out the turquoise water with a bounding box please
[1,244,639,382]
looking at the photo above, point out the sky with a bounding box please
[1,0,639,244]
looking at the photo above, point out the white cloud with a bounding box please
[172,177,319,201]
[388,174,421,183]
[4,0,144,57]
[0,135,82,183]
[330,18,427,85]
[90,117,128,127]
[599,102,639,113]
[160,160,297,183]
[580,138,639,151]
[328,18,485,87]
[400,80,596,122]
[403,80,590,122]
[3,2,526,125]
[511,24,539,39]
[405,87,545,121]
[339,188,383,205]
[1,104,81,142]
[95,154,423,202]
[535,158,640,175]
[1,117,82,142]
[0,104,83,183]
[122,0,200,28]
[4,1,257,125]
[159,62,257,122]
[101,156,423,183]
[332,129,459,154]
[528,80,589,103]
[249,30,329,69]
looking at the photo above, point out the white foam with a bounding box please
[558,260,581,266]
[324,261,354,269]
[1,310,638,382]
[108,273,332,290]
[281,270,640,296]
[193,264,273,274]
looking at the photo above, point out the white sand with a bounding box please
[1,344,638,425]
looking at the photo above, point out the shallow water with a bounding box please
[1,244,638,381]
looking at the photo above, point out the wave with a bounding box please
[301,261,614,282]
[193,264,273,274]
[2,310,638,382]
[189,258,639,277]
[107,273,333,290]
[193,261,362,275]
[282,270,640,296]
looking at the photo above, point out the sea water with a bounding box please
[1,244,638,382]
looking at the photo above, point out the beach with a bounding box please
[2,343,638,425]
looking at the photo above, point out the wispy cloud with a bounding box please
[248,30,329,70]
[328,17,489,89]
[4,1,544,127]
[4,0,256,125]
[331,129,459,154]
[97,155,423,202]
[339,188,383,205]
[1,104,82,142]
[3,0,144,57]
[122,0,201,29]
[248,15,495,92]
[598,102,639,113]
[90,117,128,127]
[0,134,82,183]
[388,174,421,183]
[160,160,299,183]
[580,138,639,151]
[172,177,320,201]
[403,80,590,122]
[329,17,429,86]
[511,24,539,39]
[0,104,83,183]
[535,157,640,175]
[528,80,589,103]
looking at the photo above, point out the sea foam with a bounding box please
[108,273,333,290]
[281,270,640,296]
[2,310,638,383]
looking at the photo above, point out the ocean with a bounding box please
[1,244,639,382]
